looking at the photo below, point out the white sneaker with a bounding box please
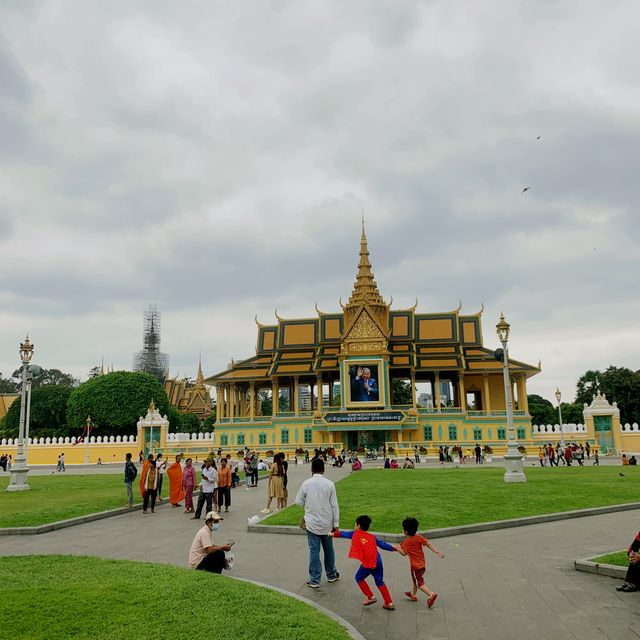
[260,508,271,514]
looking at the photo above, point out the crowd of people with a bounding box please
[536,442,598,466]
[116,442,639,608]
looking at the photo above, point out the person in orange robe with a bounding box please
[139,453,154,499]
[167,455,185,507]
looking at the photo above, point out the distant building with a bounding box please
[164,359,212,421]
[205,223,539,450]
[133,305,169,383]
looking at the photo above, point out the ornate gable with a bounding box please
[342,307,388,355]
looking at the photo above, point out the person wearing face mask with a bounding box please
[188,511,232,574]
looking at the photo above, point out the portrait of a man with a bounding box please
[349,365,379,402]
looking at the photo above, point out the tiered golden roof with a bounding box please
[343,221,389,331]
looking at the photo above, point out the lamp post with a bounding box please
[555,387,565,450]
[7,336,35,492]
[496,314,526,483]
[85,416,92,465]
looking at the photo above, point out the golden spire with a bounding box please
[346,219,386,309]
[196,353,204,386]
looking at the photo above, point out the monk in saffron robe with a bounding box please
[167,455,184,507]
[139,454,154,498]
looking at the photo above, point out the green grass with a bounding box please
[0,555,351,640]
[0,474,131,527]
[265,466,640,533]
[590,551,629,567]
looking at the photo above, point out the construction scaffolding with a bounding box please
[132,305,169,382]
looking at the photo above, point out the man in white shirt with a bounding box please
[192,458,217,520]
[295,458,340,588]
[188,511,232,573]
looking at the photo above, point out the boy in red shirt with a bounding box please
[395,516,445,608]
[332,514,398,610]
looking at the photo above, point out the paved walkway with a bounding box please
[1,463,639,640]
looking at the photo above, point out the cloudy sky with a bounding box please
[1,1,638,403]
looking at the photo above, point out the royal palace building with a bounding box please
[205,224,540,454]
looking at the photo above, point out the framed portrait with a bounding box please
[344,359,386,409]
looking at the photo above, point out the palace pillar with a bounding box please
[309,381,314,411]
[458,373,466,410]
[410,373,417,409]
[238,385,246,417]
[434,372,441,412]
[272,378,279,416]
[229,384,235,420]
[317,375,323,410]
[215,386,222,422]
[249,382,255,420]
[483,374,492,414]
[294,376,300,416]
[516,375,528,413]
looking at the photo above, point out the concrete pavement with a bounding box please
[1,462,638,640]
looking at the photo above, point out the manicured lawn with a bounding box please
[0,555,351,640]
[265,466,640,533]
[590,551,629,567]
[0,474,131,527]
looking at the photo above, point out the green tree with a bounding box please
[560,402,583,424]
[1,385,73,438]
[179,413,201,433]
[11,367,79,389]
[392,379,412,404]
[66,371,169,436]
[576,366,640,425]
[527,394,557,426]
[278,393,290,412]
[202,414,216,432]
[575,370,603,407]
[0,375,18,393]
[258,390,272,416]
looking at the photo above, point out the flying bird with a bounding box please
[537,135,541,140]
[522,187,531,193]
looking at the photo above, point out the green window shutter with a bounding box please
[473,428,482,440]
[237,433,245,445]
[304,428,313,444]
[497,429,506,440]
[448,426,457,440]
[517,428,525,440]
[423,426,433,441]
[220,434,228,446]
[281,429,289,444]
[259,433,267,445]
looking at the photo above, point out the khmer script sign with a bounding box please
[324,411,404,423]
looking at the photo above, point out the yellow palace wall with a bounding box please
[3,424,640,465]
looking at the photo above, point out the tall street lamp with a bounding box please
[7,336,40,492]
[555,387,565,450]
[496,314,527,483]
[85,416,92,465]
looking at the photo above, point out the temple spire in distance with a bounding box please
[196,353,204,386]
[347,218,386,309]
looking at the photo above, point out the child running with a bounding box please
[332,514,398,610]
[396,516,444,608]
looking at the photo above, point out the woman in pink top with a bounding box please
[182,458,197,513]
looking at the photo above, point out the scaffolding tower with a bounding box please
[132,305,169,382]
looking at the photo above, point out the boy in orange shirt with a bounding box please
[395,516,444,608]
